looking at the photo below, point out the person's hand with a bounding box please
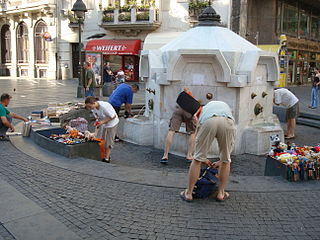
[211,161,221,169]
[94,121,102,128]
[23,118,28,122]
[10,126,15,132]
[203,159,213,167]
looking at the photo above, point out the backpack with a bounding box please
[193,167,219,198]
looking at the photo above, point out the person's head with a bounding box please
[106,61,110,66]
[0,93,12,107]
[84,62,91,70]
[85,96,99,110]
[131,84,139,93]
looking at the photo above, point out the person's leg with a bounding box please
[184,159,202,200]
[216,118,236,201]
[186,132,196,160]
[183,118,218,200]
[315,87,319,108]
[311,87,316,108]
[105,147,111,159]
[162,130,175,160]
[162,109,182,161]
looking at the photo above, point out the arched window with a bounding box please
[17,22,29,63]
[1,25,11,63]
[34,21,48,64]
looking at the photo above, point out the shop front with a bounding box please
[85,39,141,85]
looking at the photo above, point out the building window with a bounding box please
[1,25,11,64]
[282,5,298,36]
[310,16,320,40]
[299,11,309,38]
[16,22,29,63]
[34,21,49,64]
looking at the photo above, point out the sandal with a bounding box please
[160,158,168,164]
[285,135,295,140]
[180,190,192,202]
[215,192,230,202]
[186,158,193,164]
[102,158,110,163]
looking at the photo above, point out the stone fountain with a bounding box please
[118,6,284,156]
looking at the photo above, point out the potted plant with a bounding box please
[66,10,78,24]
[189,0,209,17]
[103,6,115,14]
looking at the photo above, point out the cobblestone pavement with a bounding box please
[0,224,15,240]
[1,79,320,239]
[0,78,145,108]
[1,141,320,240]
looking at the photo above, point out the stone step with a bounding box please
[297,116,320,129]
[299,112,320,121]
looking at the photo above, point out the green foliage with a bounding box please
[189,0,210,13]
[103,14,114,22]
[136,11,149,21]
[120,5,131,12]
[119,12,131,21]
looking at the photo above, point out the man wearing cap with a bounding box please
[0,93,28,140]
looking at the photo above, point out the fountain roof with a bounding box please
[160,26,261,53]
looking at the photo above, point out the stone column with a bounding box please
[239,0,248,38]
[26,14,35,78]
[9,16,17,77]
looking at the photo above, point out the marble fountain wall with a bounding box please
[117,30,284,156]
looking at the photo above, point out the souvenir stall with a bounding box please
[85,39,141,84]
[265,135,320,182]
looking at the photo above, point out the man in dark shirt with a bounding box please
[310,67,320,109]
[0,93,28,140]
[83,62,96,97]
[103,62,113,84]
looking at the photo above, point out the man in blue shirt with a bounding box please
[108,83,139,117]
[180,101,236,203]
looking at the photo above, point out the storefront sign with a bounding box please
[85,39,141,55]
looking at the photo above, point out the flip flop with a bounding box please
[186,158,193,164]
[180,190,192,202]
[215,192,230,202]
[285,135,295,140]
[160,158,168,164]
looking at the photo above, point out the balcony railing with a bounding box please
[101,7,160,36]
[0,0,7,11]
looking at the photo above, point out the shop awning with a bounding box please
[85,39,141,55]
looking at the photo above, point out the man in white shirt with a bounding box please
[274,88,299,139]
[85,97,119,163]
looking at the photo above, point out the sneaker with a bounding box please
[101,158,110,163]
[0,135,10,141]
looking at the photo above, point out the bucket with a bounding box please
[22,122,32,137]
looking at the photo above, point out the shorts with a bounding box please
[96,124,118,149]
[169,106,197,133]
[194,116,236,163]
[286,102,299,121]
[112,105,121,115]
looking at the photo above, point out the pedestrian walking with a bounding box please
[0,93,28,140]
[309,67,320,109]
[274,88,299,139]
[180,101,236,202]
[161,88,200,164]
[83,62,96,97]
[85,97,119,163]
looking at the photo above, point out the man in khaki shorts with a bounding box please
[180,101,236,202]
[161,91,198,164]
